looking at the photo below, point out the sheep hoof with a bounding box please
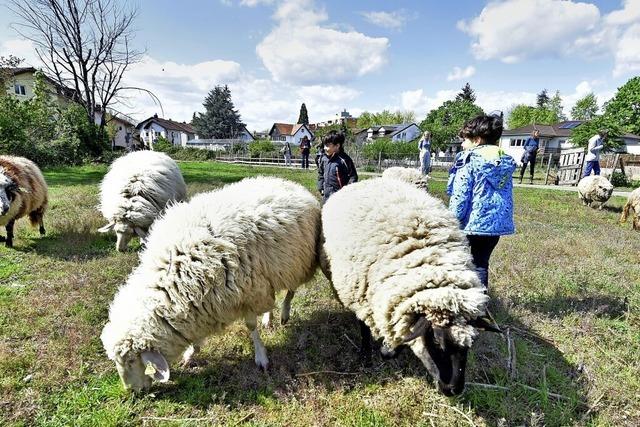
[380,345,399,359]
[280,312,290,325]
[39,226,46,236]
[255,356,269,372]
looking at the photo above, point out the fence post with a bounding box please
[545,153,552,185]
[377,151,382,172]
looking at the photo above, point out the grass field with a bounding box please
[1,161,638,426]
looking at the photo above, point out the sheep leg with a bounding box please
[246,315,269,371]
[261,311,272,328]
[280,290,294,325]
[5,219,15,248]
[358,319,372,366]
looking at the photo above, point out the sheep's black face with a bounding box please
[423,325,469,396]
[0,174,18,216]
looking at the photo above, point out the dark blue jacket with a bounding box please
[317,152,358,202]
[522,137,539,163]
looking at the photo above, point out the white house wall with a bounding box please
[391,125,421,142]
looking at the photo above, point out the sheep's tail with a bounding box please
[620,201,631,224]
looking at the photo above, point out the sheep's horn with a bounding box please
[469,314,502,334]
[403,316,430,343]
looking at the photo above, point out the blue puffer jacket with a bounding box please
[448,145,516,236]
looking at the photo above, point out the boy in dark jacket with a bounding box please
[317,131,358,203]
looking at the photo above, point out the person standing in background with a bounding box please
[583,130,607,177]
[519,129,540,184]
[299,136,311,169]
[418,131,431,175]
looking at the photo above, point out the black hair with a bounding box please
[459,113,503,145]
[323,130,345,146]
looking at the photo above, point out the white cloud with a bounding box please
[605,0,640,25]
[0,39,42,67]
[361,10,413,30]
[446,65,476,81]
[240,0,275,6]
[256,0,389,85]
[458,0,601,63]
[613,24,640,77]
[399,89,457,119]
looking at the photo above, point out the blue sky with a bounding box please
[1,0,639,130]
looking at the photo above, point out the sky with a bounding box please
[1,0,639,131]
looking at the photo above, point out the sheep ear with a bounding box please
[98,222,115,233]
[469,315,502,334]
[134,227,147,239]
[141,350,170,382]
[403,316,430,343]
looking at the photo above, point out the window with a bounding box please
[14,84,26,96]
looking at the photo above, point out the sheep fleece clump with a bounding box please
[382,167,429,191]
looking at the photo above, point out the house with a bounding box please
[364,123,422,142]
[268,123,314,145]
[312,109,358,129]
[237,125,255,142]
[500,121,640,162]
[2,67,76,106]
[136,114,198,147]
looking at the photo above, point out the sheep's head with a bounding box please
[400,287,499,396]
[98,221,148,251]
[114,350,170,392]
[0,172,22,217]
[594,181,614,202]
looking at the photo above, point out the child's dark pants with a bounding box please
[467,235,500,289]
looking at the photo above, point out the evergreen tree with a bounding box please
[571,93,598,121]
[192,85,245,139]
[456,82,476,103]
[297,103,309,125]
[536,89,550,108]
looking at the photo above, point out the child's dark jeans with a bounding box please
[467,235,500,289]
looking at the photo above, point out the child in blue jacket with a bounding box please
[448,114,516,290]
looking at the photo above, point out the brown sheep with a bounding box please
[620,187,640,231]
[0,156,48,247]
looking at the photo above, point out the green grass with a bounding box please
[0,160,639,426]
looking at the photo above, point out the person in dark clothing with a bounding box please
[519,129,540,184]
[314,142,323,168]
[299,136,311,169]
[317,131,358,203]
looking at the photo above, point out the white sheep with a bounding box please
[577,175,613,209]
[620,187,640,230]
[320,177,499,396]
[0,156,48,248]
[382,167,429,191]
[98,151,187,251]
[101,176,321,391]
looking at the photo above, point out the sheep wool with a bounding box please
[0,156,48,247]
[382,167,429,191]
[101,176,321,390]
[99,151,187,251]
[321,177,488,350]
[620,187,640,230]
[577,175,613,208]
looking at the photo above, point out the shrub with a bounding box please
[610,171,630,187]
[361,138,419,160]
[249,139,276,158]
[153,136,217,161]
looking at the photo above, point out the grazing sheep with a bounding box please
[382,167,429,191]
[320,177,499,396]
[577,175,614,209]
[98,151,187,251]
[0,156,48,248]
[101,177,321,391]
[620,187,640,230]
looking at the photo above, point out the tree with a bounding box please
[570,115,623,150]
[549,90,566,121]
[9,0,144,134]
[420,99,484,149]
[506,104,559,129]
[456,82,476,103]
[571,93,599,121]
[297,103,309,125]
[356,110,415,128]
[192,85,245,139]
[536,89,550,108]
[603,76,640,136]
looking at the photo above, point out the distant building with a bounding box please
[501,121,640,162]
[136,114,198,147]
[311,109,358,129]
[268,123,314,145]
[2,67,76,106]
[363,123,422,142]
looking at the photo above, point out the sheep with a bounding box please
[98,151,187,251]
[320,177,499,396]
[101,176,321,391]
[0,156,48,248]
[382,167,429,191]
[577,175,614,209]
[620,187,640,230]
